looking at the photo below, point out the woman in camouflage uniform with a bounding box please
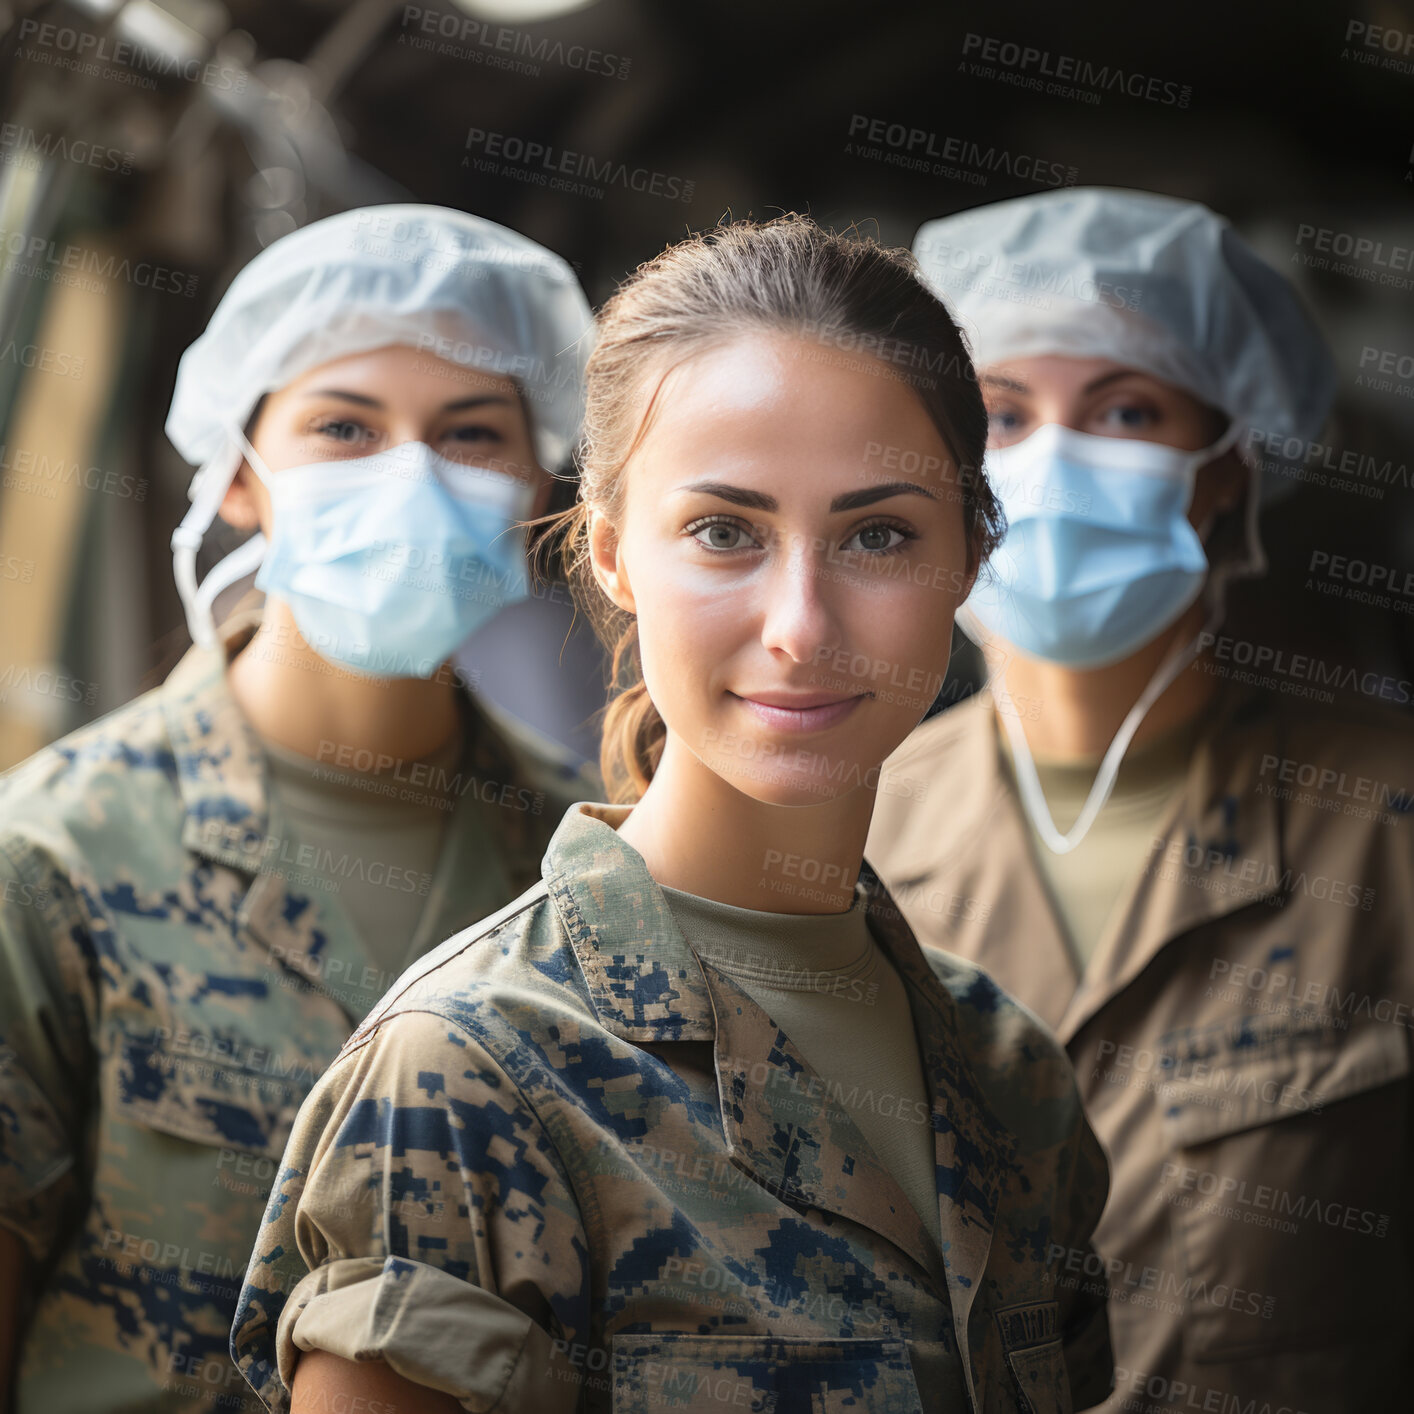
[0,205,597,1413]
[232,215,1115,1414]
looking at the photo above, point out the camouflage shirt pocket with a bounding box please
[609,1332,925,1413]
[997,1300,1072,1414]
[107,1024,309,1158]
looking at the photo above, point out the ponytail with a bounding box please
[533,500,666,803]
[599,648,666,804]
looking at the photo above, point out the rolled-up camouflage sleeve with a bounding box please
[231,1007,590,1414]
[1056,1110,1114,1411]
[0,843,88,1266]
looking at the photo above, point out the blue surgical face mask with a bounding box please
[229,430,534,678]
[957,421,1240,669]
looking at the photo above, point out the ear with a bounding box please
[587,508,636,616]
[1194,448,1247,523]
[1212,449,1247,513]
[217,463,263,532]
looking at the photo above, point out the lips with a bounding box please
[730,690,868,734]
[743,692,856,710]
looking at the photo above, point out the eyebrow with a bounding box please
[980,372,1028,393]
[681,479,939,512]
[980,369,1150,397]
[301,390,515,412]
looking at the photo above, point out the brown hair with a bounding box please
[537,214,1001,804]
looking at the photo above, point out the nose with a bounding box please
[758,528,841,665]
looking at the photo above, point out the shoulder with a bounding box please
[1232,689,1414,863]
[0,683,179,872]
[1254,687,1414,779]
[920,948,1108,1225]
[924,947,1068,1066]
[0,682,174,800]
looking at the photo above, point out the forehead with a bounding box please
[277,344,523,404]
[631,333,950,479]
[979,353,1195,404]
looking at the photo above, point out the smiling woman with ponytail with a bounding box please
[556,215,1002,805]
[233,213,1115,1414]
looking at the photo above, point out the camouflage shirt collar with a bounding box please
[545,803,718,1043]
[543,803,981,1050]
[160,610,273,872]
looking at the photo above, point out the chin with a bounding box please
[703,755,871,810]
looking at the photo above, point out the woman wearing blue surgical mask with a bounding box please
[961,352,1247,821]
[0,205,599,1414]
[868,188,1414,1414]
[216,345,545,757]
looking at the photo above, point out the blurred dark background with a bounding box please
[0,0,1410,765]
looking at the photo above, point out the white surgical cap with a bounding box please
[166,203,595,477]
[165,204,594,653]
[912,187,1337,481]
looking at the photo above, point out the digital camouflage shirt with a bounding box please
[232,801,1114,1414]
[0,612,598,1413]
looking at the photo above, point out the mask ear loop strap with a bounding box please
[189,533,269,645]
[170,426,274,650]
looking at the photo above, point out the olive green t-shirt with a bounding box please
[999,712,1205,973]
[659,883,941,1249]
[258,725,464,978]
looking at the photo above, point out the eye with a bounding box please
[686,515,762,552]
[312,418,377,449]
[841,520,914,556]
[445,424,505,445]
[985,406,1025,444]
[1098,402,1159,430]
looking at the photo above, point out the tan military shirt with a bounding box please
[232,802,1116,1413]
[868,682,1414,1414]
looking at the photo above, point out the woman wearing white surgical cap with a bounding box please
[868,188,1414,1414]
[0,204,599,1414]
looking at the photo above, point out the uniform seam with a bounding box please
[546,867,590,947]
[480,1304,535,1413]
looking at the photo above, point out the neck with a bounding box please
[986,599,1219,763]
[614,733,870,914]
[226,599,462,765]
